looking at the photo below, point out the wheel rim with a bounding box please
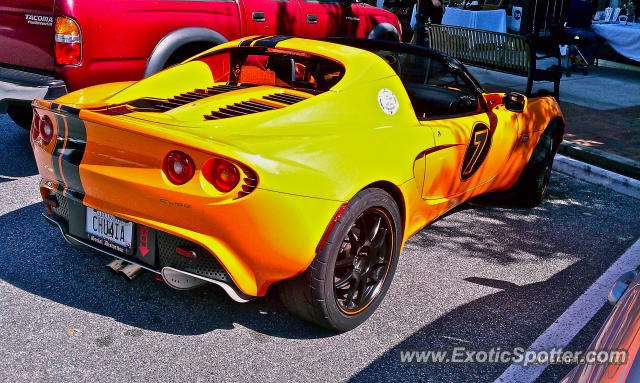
[333,207,394,315]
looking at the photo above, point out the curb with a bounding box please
[558,142,640,180]
[553,154,640,200]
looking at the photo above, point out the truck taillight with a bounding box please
[54,16,81,65]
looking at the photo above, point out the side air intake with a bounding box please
[203,93,308,120]
[127,84,257,113]
[263,93,306,105]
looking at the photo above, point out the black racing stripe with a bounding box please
[253,36,292,47]
[239,35,268,47]
[59,115,87,201]
[51,114,66,184]
[60,105,80,116]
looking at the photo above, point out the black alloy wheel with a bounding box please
[279,188,402,331]
[334,208,394,315]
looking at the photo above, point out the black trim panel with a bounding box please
[460,122,492,181]
[253,36,292,47]
[239,35,268,47]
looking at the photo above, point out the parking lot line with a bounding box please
[494,237,640,383]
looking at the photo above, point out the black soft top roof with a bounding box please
[320,37,485,95]
[320,37,448,61]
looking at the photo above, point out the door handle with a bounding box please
[252,11,265,22]
[307,14,318,24]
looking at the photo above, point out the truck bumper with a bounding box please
[0,66,67,112]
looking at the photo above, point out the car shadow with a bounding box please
[0,203,335,339]
[345,176,640,382]
[0,116,37,180]
[347,261,614,383]
[2,147,639,365]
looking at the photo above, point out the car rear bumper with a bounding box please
[37,182,342,298]
[42,197,254,303]
[0,65,67,111]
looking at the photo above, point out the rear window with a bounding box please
[194,48,345,92]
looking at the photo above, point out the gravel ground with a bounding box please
[1,115,638,383]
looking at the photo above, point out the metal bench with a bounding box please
[426,24,561,99]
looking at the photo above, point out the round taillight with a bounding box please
[205,159,240,193]
[163,151,195,185]
[31,113,40,141]
[39,115,54,145]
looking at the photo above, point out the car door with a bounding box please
[242,0,302,36]
[398,54,515,199]
[299,0,358,37]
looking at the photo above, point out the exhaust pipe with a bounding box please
[119,263,144,280]
[161,267,253,303]
[106,259,127,274]
[105,259,144,280]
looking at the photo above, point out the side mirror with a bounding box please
[608,270,638,305]
[503,92,526,113]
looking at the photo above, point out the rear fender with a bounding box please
[144,27,228,77]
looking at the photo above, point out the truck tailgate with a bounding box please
[0,1,55,71]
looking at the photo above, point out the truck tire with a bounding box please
[144,27,228,77]
[7,103,33,130]
[161,41,219,69]
[368,23,401,41]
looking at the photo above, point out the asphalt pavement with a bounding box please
[1,114,639,383]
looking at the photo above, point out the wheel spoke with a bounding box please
[361,259,386,279]
[333,207,394,314]
[344,275,361,308]
[366,215,382,244]
[356,277,368,307]
[355,217,368,246]
[335,271,354,289]
[371,227,388,249]
[347,227,360,247]
[335,257,354,268]
[369,264,386,283]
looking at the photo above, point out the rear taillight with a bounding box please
[203,159,240,193]
[163,151,195,185]
[54,16,81,65]
[31,113,40,141]
[39,115,54,145]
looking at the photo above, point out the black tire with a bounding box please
[279,188,402,332]
[162,41,218,69]
[504,127,556,207]
[7,103,33,130]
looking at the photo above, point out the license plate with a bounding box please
[85,208,134,254]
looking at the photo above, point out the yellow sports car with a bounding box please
[31,36,564,331]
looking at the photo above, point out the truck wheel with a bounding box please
[144,28,228,77]
[279,188,402,332]
[367,23,401,41]
[7,104,33,130]
[505,127,556,207]
[162,41,218,69]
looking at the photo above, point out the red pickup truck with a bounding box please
[0,0,400,128]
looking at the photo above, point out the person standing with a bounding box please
[565,0,603,64]
[410,0,445,44]
[423,0,445,24]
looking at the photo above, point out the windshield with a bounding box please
[194,48,345,93]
